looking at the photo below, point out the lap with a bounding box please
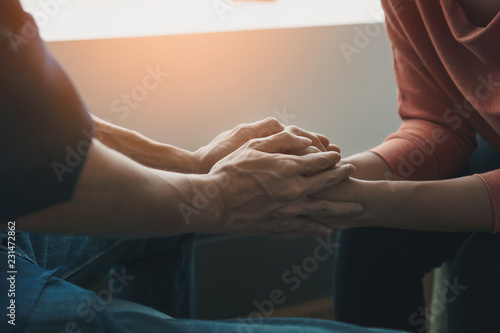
[1,251,408,333]
[14,232,196,287]
[25,269,406,333]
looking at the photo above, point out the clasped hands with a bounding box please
[187,117,365,239]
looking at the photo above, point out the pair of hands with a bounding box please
[188,118,364,238]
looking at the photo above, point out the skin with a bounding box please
[13,1,500,238]
[91,115,340,174]
[310,152,493,233]
[17,117,363,239]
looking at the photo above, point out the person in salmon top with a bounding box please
[310,0,500,332]
[2,0,499,332]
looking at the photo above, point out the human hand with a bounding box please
[195,131,363,239]
[283,125,340,156]
[307,177,383,230]
[193,118,338,173]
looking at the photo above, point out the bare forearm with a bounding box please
[17,139,210,238]
[314,175,493,232]
[92,115,199,173]
[389,176,493,232]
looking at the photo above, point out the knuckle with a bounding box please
[289,181,308,199]
[265,117,282,129]
[280,205,302,218]
[313,154,331,169]
[278,131,294,140]
[256,125,275,138]
[275,182,305,201]
[236,126,252,138]
[286,125,301,135]
[315,201,332,216]
[247,137,261,148]
[280,160,301,177]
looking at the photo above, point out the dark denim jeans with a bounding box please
[0,231,408,333]
[333,137,500,333]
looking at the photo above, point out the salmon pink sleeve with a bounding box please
[369,1,477,182]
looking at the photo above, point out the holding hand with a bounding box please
[193,118,339,173]
[192,131,363,239]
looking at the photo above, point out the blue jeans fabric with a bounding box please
[333,136,500,333]
[0,231,408,333]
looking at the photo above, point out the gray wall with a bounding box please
[47,23,400,157]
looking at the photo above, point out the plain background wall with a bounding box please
[46,23,402,319]
[47,23,400,157]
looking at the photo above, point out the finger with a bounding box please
[250,131,312,154]
[287,146,322,156]
[326,144,341,153]
[285,126,326,152]
[315,133,330,149]
[290,151,341,176]
[250,117,285,138]
[303,164,354,194]
[298,199,364,218]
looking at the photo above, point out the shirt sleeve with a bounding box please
[0,1,94,223]
[369,1,477,181]
[371,1,500,233]
[476,171,500,233]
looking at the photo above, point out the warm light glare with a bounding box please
[20,0,384,41]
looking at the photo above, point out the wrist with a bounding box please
[181,173,224,234]
[355,179,405,228]
[340,152,393,181]
[152,144,203,173]
[191,148,214,174]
